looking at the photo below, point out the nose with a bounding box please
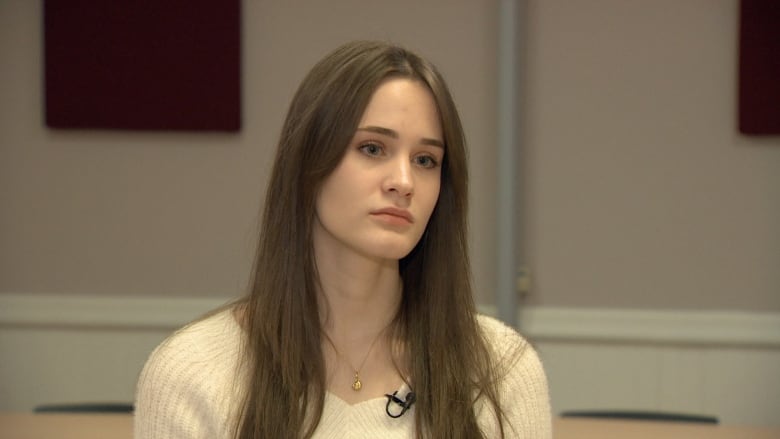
[383,157,414,198]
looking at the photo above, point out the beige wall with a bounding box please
[521,0,780,311]
[1,1,779,311]
[0,1,499,302]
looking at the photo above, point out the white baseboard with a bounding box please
[515,306,780,347]
[1,294,779,425]
[2,294,779,346]
[0,294,230,329]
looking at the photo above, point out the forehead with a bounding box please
[357,78,443,139]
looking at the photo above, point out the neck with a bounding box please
[316,253,406,401]
[315,250,402,341]
[312,225,409,401]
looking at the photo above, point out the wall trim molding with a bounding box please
[511,306,780,347]
[0,294,231,329]
[1,294,779,346]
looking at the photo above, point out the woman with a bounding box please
[135,40,551,438]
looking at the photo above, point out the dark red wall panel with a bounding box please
[45,1,241,131]
[738,0,780,135]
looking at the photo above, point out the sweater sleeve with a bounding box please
[134,313,240,439]
[476,315,553,439]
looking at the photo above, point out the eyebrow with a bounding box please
[357,126,445,148]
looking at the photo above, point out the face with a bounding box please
[313,78,444,262]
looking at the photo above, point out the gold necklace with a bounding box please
[325,328,386,391]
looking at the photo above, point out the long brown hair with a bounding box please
[237,40,507,438]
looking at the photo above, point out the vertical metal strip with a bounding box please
[496,0,519,327]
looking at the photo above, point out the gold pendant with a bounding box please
[352,373,362,391]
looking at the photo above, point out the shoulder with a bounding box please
[475,314,552,438]
[142,308,241,373]
[134,308,243,438]
[475,314,526,348]
[475,314,548,393]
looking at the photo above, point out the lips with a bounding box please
[370,207,414,224]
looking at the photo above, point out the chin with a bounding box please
[365,239,419,261]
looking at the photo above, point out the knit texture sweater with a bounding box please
[134,309,552,438]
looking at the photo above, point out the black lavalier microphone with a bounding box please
[384,390,416,418]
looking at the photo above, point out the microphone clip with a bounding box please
[384,390,416,418]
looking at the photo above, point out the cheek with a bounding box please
[314,178,339,223]
[418,180,441,223]
[316,166,362,219]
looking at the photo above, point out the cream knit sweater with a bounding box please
[134,309,551,438]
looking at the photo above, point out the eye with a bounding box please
[414,155,439,169]
[358,142,384,157]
